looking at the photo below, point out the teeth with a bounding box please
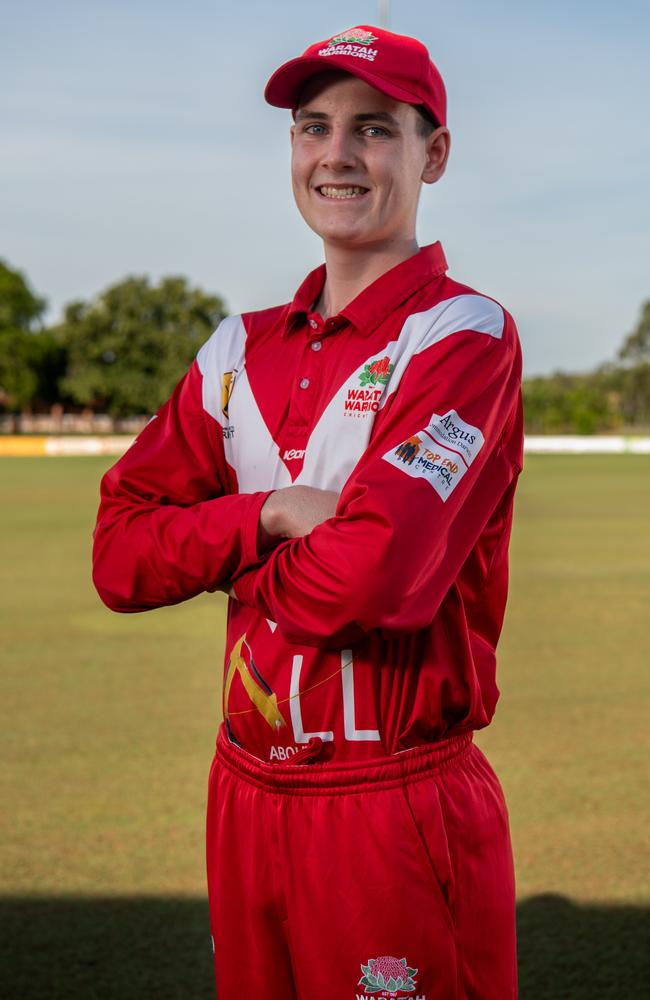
[319,185,367,199]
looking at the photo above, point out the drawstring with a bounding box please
[289,736,325,764]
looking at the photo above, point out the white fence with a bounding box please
[524,436,650,454]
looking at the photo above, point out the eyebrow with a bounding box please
[294,109,401,126]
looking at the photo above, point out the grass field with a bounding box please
[1,455,649,999]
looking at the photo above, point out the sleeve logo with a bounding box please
[221,370,236,419]
[383,409,484,502]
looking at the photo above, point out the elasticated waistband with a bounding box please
[215,724,474,795]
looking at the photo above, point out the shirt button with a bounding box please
[308,319,318,329]
[299,377,310,390]
[311,340,322,352]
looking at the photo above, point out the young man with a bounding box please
[93,25,523,1000]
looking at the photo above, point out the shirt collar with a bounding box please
[282,242,448,339]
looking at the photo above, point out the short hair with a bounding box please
[414,105,439,138]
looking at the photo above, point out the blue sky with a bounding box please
[2,0,649,375]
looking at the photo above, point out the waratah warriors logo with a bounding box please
[329,27,378,46]
[359,356,394,386]
[395,435,422,465]
[358,954,419,995]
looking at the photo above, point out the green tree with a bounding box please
[522,371,621,434]
[56,275,227,416]
[618,300,650,364]
[0,259,46,329]
[615,300,650,426]
[0,260,65,411]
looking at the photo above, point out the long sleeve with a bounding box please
[92,357,272,613]
[231,315,523,647]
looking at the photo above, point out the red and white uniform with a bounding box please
[93,242,523,764]
[93,242,523,999]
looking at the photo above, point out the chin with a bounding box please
[308,218,371,245]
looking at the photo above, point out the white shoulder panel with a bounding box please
[196,315,248,428]
[417,293,504,345]
[227,366,292,492]
[380,294,505,408]
[196,314,291,491]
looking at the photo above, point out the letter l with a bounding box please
[341,649,380,741]
[290,655,334,743]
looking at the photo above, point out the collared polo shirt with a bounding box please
[93,242,524,764]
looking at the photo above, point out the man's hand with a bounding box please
[219,487,339,595]
[259,485,339,544]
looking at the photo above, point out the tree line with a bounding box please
[0,260,226,419]
[1,258,649,432]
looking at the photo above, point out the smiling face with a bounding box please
[289,71,450,253]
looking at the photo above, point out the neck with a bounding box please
[314,237,420,319]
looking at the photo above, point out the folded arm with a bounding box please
[231,324,523,647]
[92,359,272,613]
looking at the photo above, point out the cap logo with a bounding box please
[319,27,379,62]
[328,27,378,47]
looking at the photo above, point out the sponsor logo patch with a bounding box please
[269,744,301,762]
[383,409,484,502]
[283,448,305,461]
[427,409,484,466]
[357,954,422,997]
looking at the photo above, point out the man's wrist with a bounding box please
[259,491,284,538]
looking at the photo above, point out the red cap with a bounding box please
[264,25,447,127]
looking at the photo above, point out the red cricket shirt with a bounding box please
[93,242,524,763]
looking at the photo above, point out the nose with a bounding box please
[320,126,357,172]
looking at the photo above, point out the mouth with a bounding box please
[315,184,370,200]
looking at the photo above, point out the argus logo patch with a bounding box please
[427,409,484,466]
[383,409,484,502]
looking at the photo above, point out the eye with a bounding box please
[362,125,390,137]
[303,123,327,135]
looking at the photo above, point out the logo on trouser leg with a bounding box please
[357,954,423,997]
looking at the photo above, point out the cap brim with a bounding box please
[264,55,423,110]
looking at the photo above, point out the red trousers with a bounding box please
[206,726,517,999]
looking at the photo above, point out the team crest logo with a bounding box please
[394,435,421,465]
[359,356,394,386]
[329,27,378,46]
[358,955,419,995]
[221,370,236,419]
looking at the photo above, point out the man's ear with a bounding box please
[290,123,295,146]
[422,127,451,185]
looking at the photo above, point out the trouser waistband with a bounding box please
[215,724,474,794]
